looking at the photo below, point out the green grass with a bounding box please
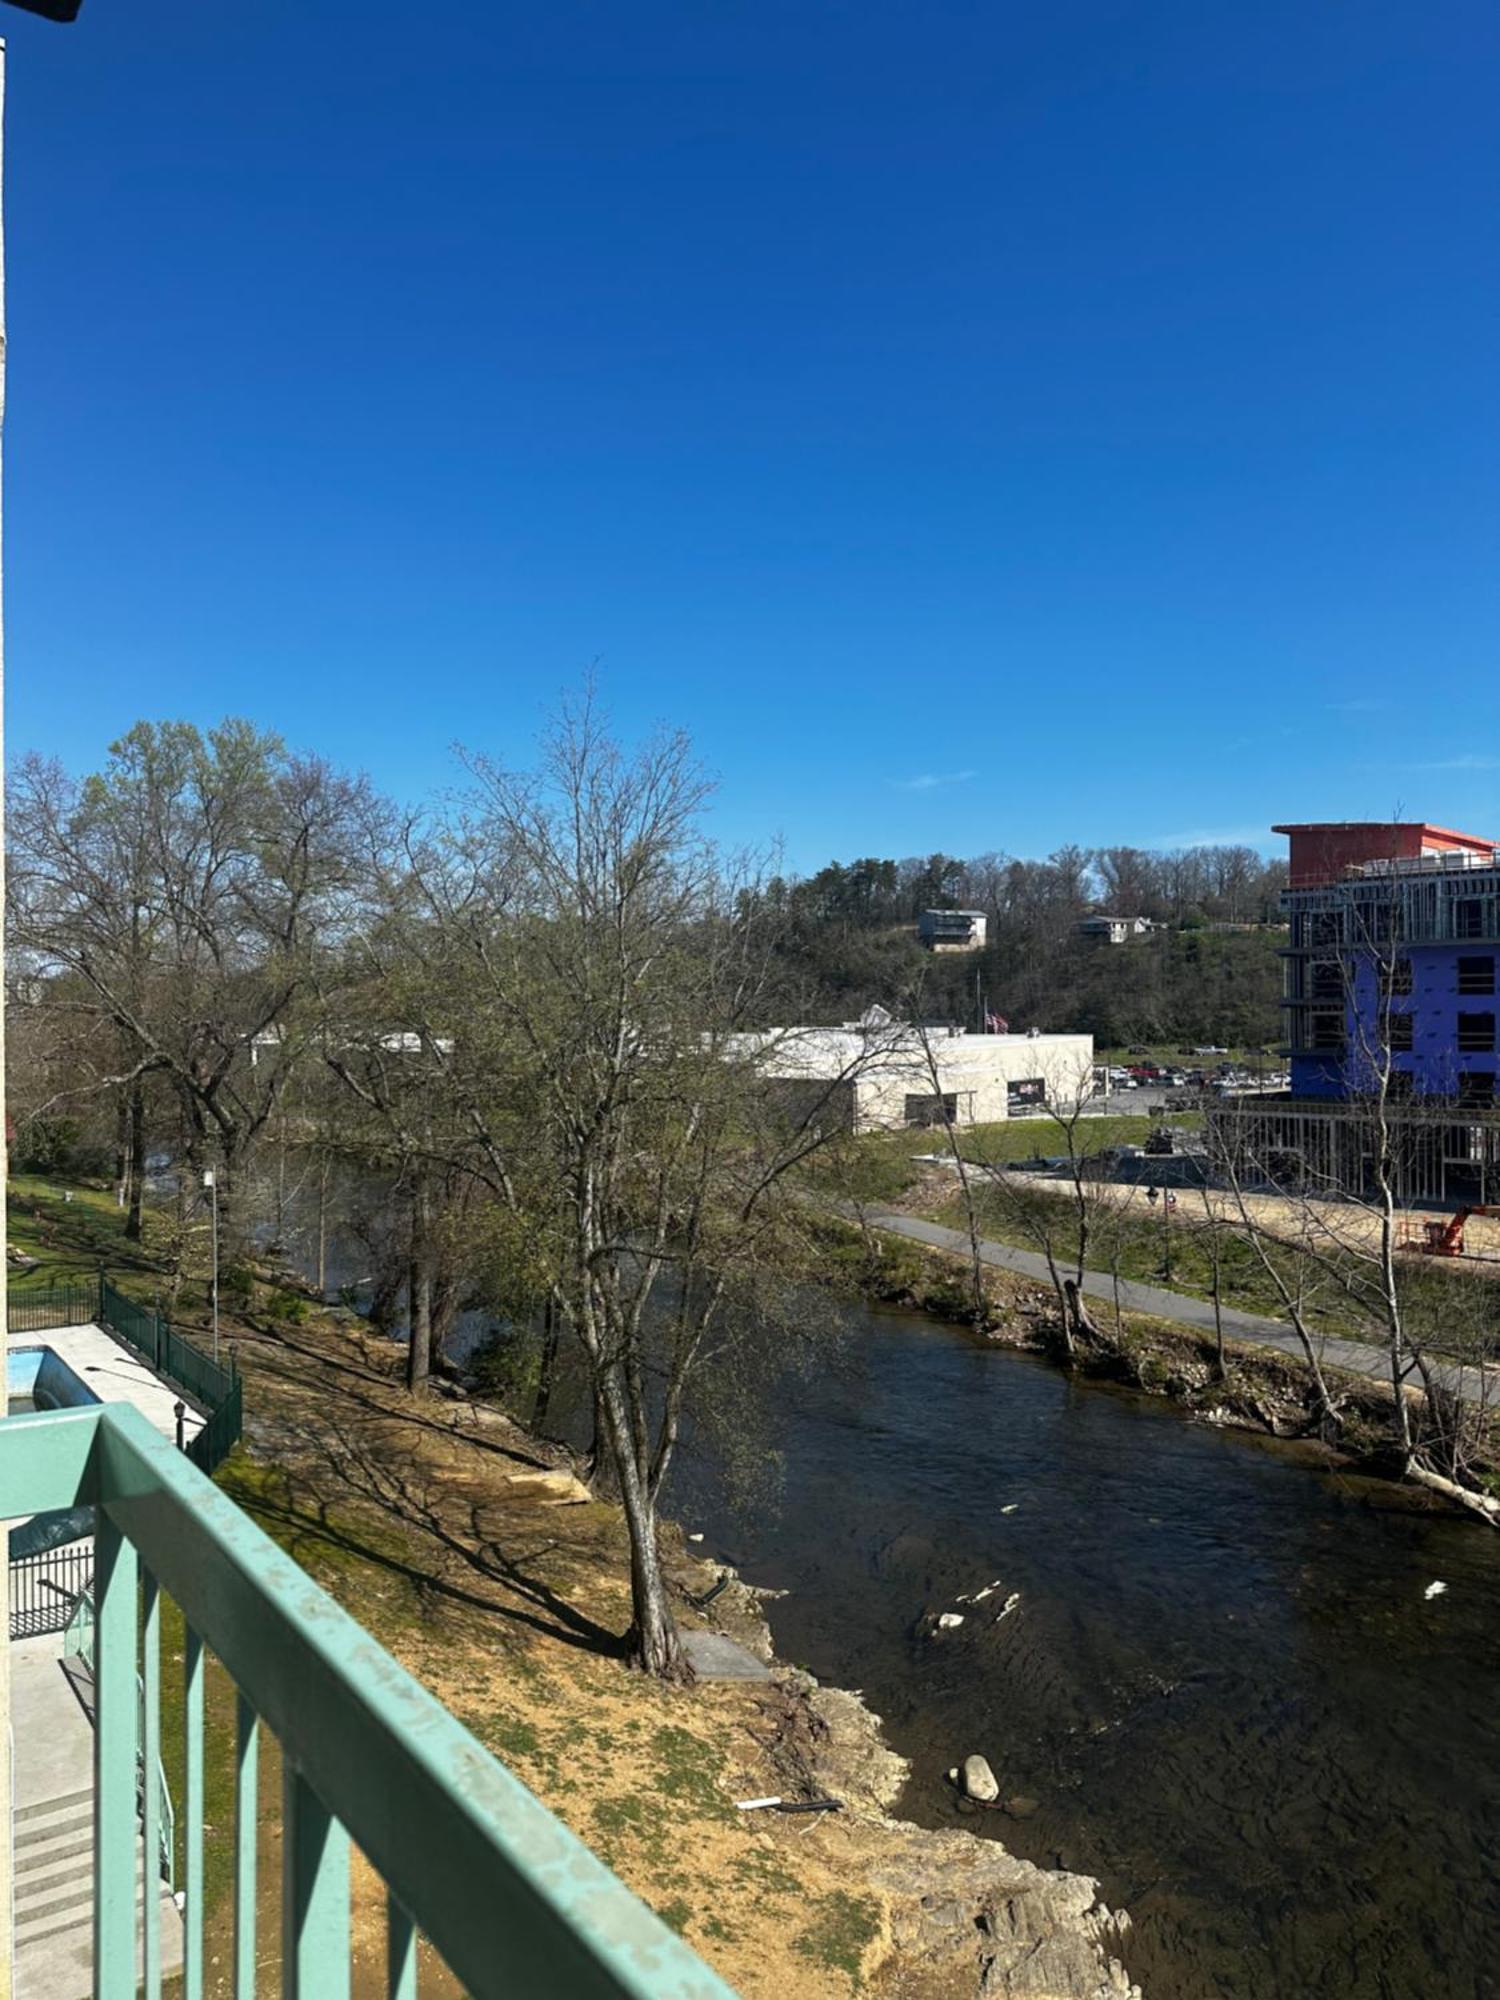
[793,1890,882,1987]
[6,1174,150,1291]
[925,1176,1500,1354]
[809,1114,1191,1207]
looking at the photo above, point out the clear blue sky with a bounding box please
[4,0,1498,871]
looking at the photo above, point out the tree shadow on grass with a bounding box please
[235,1416,628,1663]
[240,1328,554,1470]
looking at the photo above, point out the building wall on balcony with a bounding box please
[1303,943,1500,1102]
[1289,1052,1346,1097]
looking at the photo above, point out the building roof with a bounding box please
[1272,821,1495,849]
[730,1024,1091,1082]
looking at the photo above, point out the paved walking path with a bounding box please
[858,1207,1493,1404]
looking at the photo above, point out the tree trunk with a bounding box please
[1062,1277,1097,1345]
[125,1081,145,1242]
[531,1296,560,1433]
[406,1170,432,1395]
[113,1092,129,1207]
[1209,1241,1228,1384]
[315,1158,329,1295]
[600,1368,687,1678]
[1405,1458,1500,1525]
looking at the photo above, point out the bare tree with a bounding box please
[966,1048,1110,1360]
[385,698,864,1676]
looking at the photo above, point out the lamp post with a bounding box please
[203,1169,220,1364]
[1147,1182,1174,1285]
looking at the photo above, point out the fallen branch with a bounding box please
[1406,1459,1500,1526]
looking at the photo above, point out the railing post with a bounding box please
[142,1570,162,1998]
[184,1624,205,2000]
[234,1693,259,2000]
[387,1892,417,2000]
[283,1762,351,2000]
[94,1512,139,2000]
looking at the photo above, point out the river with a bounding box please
[670,1306,1500,2000]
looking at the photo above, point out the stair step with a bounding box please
[16,1787,91,1827]
[15,1831,94,1880]
[15,1815,92,1860]
[15,1882,95,1932]
[15,1800,91,1840]
[16,1885,175,1949]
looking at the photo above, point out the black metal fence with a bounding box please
[8,1280,99,1335]
[10,1538,92,1640]
[6,1274,243,1475]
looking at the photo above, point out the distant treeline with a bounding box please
[756,844,1288,1047]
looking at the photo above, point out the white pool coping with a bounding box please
[8,1323,206,1447]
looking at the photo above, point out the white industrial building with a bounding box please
[735,1013,1095,1132]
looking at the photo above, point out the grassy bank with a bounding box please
[805,1114,1188,1209]
[815,1116,1500,1358]
[7,1174,158,1293]
[804,1207,1405,1463]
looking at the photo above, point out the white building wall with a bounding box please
[852,1034,1095,1128]
[734,1025,1095,1132]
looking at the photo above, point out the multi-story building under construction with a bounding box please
[1212,821,1500,1203]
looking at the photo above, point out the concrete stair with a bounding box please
[15,1788,94,1949]
[11,1637,184,1999]
[13,1784,182,2000]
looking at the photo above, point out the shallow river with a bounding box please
[672,1308,1500,2000]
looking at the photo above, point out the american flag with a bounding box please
[986,1011,1009,1034]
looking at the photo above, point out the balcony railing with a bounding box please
[0,1402,737,2000]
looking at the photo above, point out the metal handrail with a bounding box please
[62,1583,175,1895]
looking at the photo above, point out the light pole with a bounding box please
[203,1169,220,1364]
[1147,1182,1174,1285]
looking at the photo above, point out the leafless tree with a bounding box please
[380,696,866,1676]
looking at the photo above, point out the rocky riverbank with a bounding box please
[428,1351,1141,1999]
[689,1558,1139,2000]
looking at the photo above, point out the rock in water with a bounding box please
[961,1754,999,1803]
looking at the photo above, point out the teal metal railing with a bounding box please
[63,1583,176,1895]
[61,1573,94,1662]
[0,1404,737,2000]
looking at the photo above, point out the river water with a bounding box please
[671,1307,1500,2000]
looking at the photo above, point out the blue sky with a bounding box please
[4,0,1498,871]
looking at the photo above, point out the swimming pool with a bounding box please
[8,1344,103,1412]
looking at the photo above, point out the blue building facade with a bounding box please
[1287,941,1500,1105]
[1246,822,1500,1202]
[1281,826,1500,1108]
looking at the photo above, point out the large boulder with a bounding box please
[501,1468,593,1506]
